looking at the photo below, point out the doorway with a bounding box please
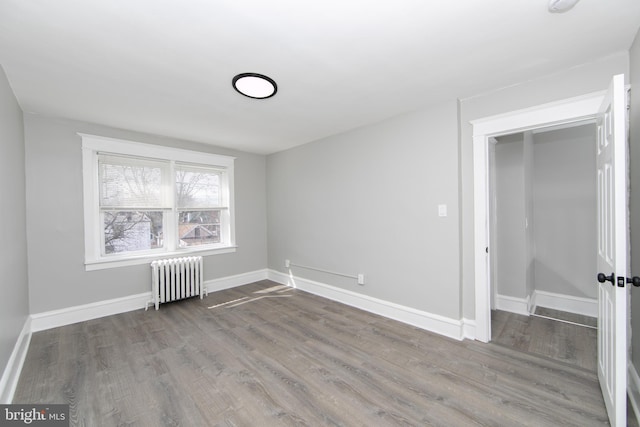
[471,91,606,343]
[488,122,599,370]
[472,75,631,426]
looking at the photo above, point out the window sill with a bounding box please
[84,246,237,271]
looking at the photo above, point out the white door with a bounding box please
[596,73,628,427]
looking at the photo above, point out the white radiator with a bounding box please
[149,256,205,310]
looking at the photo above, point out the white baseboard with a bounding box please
[0,317,32,404]
[496,294,530,316]
[31,292,152,332]
[31,269,269,333]
[532,290,597,318]
[268,269,467,341]
[462,318,476,340]
[206,269,268,293]
[629,362,640,424]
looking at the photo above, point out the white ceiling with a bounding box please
[1,1,639,154]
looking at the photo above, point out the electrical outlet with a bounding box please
[285,259,290,268]
[357,274,365,285]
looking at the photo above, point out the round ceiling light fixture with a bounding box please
[232,73,277,99]
[548,0,580,13]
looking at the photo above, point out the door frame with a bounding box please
[471,90,606,343]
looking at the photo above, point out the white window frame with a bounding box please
[81,133,236,271]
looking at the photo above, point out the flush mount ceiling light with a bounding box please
[232,73,277,99]
[548,0,580,13]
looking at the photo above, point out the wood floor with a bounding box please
[533,306,597,328]
[491,308,597,371]
[15,281,612,426]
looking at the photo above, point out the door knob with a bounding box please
[598,273,640,287]
[597,272,615,284]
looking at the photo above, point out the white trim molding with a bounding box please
[31,293,152,332]
[470,91,605,137]
[85,247,238,271]
[462,318,477,340]
[0,318,32,404]
[268,269,469,341]
[472,90,606,343]
[532,290,597,318]
[205,269,268,293]
[496,294,531,316]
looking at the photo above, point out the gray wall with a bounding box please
[492,125,596,303]
[0,67,29,380]
[630,28,640,376]
[523,131,535,303]
[494,134,527,299]
[459,52,630,319]
[24,115,267,314]
[267,52,629,323]
[267,101,462,319]
[533,125,597,299]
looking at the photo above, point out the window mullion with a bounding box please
[164,161,177,252]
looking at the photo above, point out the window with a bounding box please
[81,134,235,270]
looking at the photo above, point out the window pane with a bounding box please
[176,165,221,208]
[103,211,163,254]
[178,210,221,247]
[99,156,166,208]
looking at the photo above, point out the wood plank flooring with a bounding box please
[492,308,639,426]
[491,309,597,371]
[533,307,598,328]
[15,281,612,426]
